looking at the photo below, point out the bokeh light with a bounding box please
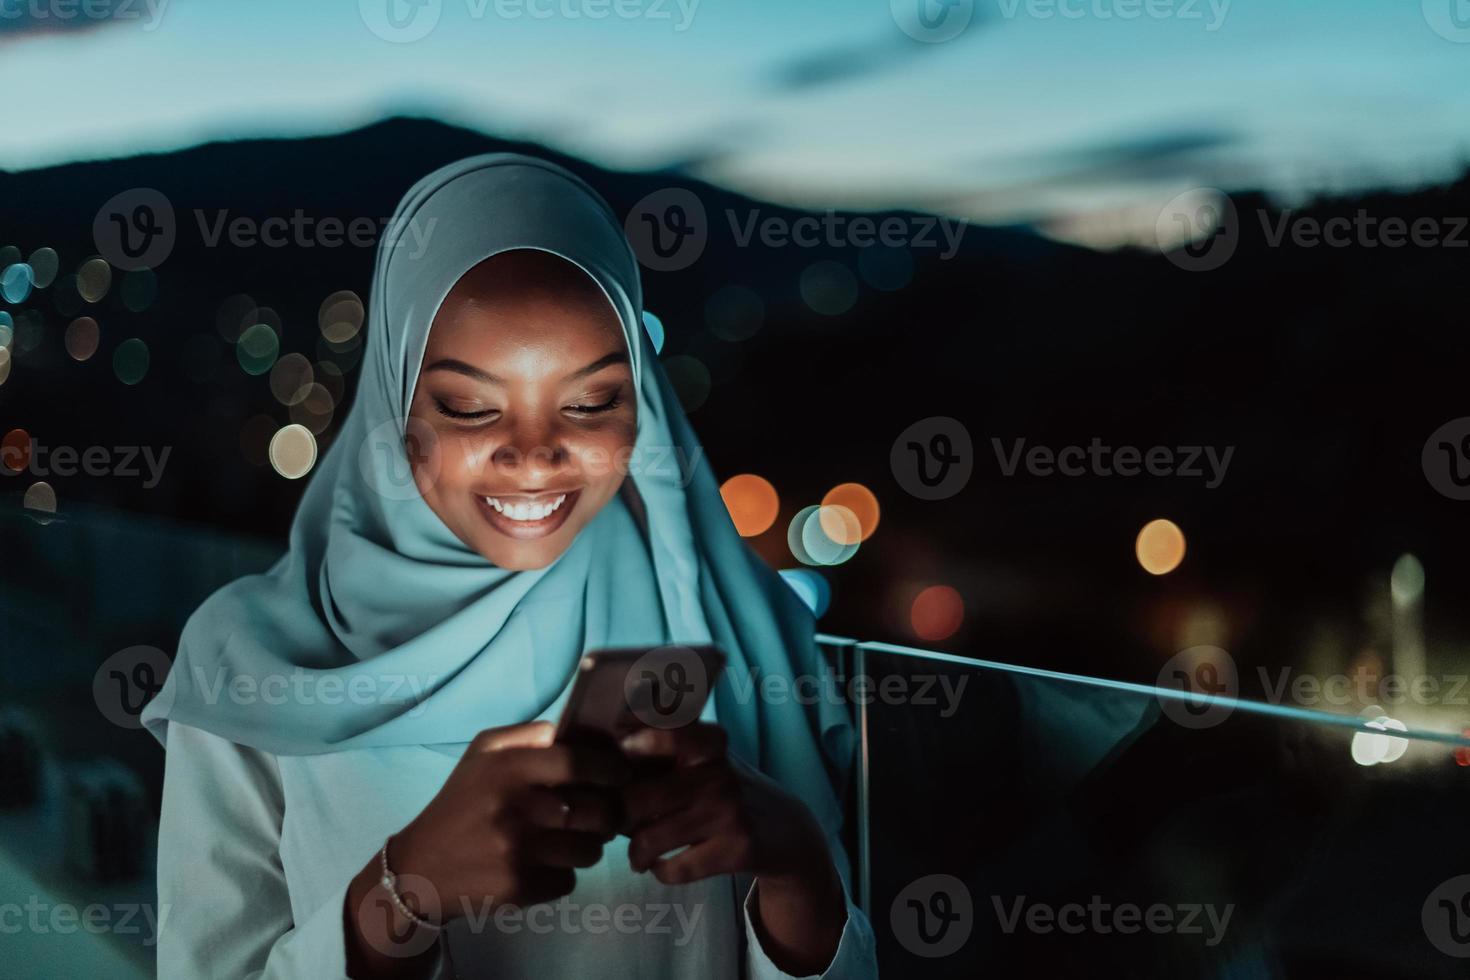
[270,353,315,406]
[112,338,150,385]
[76,258,112,304]
[1,262,35,304]
[2,428,32,474]
[0,347,10,386]
[779,568,832,618]
[237,322,280,376]
[28,247,58,289]
[704,285,764,342]
[289,382,335,434]
[789,504,860,566]
[720,474,780,537]
[1136,518,1186,575]
[64,317,100,361]
[318,290,365,345]
[820,483,880,543]
[13,310,43,352]
[22,481,57,524]
[662,354,711,412]
[1390,553,1424,606]
[641,310,665,354]
[800,260,858,316]
[910,585,964,642]
[269,424,318,480]
[216,293,257,343]
[120,269,158,313]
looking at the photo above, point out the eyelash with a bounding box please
[433,395,623,422]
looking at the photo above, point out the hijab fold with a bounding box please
[143,155,854,843]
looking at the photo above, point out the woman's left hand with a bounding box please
[619,722,847,975]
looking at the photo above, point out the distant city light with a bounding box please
[641,310,665,354]
[1390,553,1424,606]
[779,568,832,618]
[720,473,780,537]
[789,504,859,566]
[821,482,880,543]
[269,424,318,480]
[911,584,964,642]
[64,317,99,362]
[1136,518,1186,575]
[112,338,150,385]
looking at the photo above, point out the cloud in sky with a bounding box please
[0,0,1466,233]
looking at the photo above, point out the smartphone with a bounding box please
[555,644,726,744]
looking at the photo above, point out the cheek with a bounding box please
[570,423,637,487]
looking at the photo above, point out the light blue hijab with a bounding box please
[143,154,852,843]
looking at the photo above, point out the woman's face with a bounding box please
[407,251,638,571]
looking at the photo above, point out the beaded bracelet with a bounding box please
[378,837,442,932]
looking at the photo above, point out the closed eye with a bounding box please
[565,395,623,416]
[434,400,498,422]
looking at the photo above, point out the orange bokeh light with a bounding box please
[820,482,879,544]
[1136,518,1186,575]
[720,474,780,537]
[2,428,31,475]
[910,585,964,642]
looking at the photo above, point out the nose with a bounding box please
[490,417,571,485]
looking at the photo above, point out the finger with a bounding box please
[627,807,722,873]
[518,786,620,838]
[619,723,727,767]
[649,838,734,886]
[622,763,720,829]
[471,721,555,754]
[505,743,632,788]
[524,828,607,869]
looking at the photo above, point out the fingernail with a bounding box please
[620,730,653,753]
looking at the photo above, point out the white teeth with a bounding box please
[484,493,568,522]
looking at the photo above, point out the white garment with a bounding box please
[154,723,877,979]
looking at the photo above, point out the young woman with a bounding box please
[143,155,876,979]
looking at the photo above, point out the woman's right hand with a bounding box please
[345,720,630,975]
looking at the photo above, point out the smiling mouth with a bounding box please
[476,489,580,540]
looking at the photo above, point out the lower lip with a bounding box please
[476,489,581,540]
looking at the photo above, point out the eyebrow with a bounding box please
[423,350,628,386]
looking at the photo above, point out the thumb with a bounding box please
[473,720,555,753]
